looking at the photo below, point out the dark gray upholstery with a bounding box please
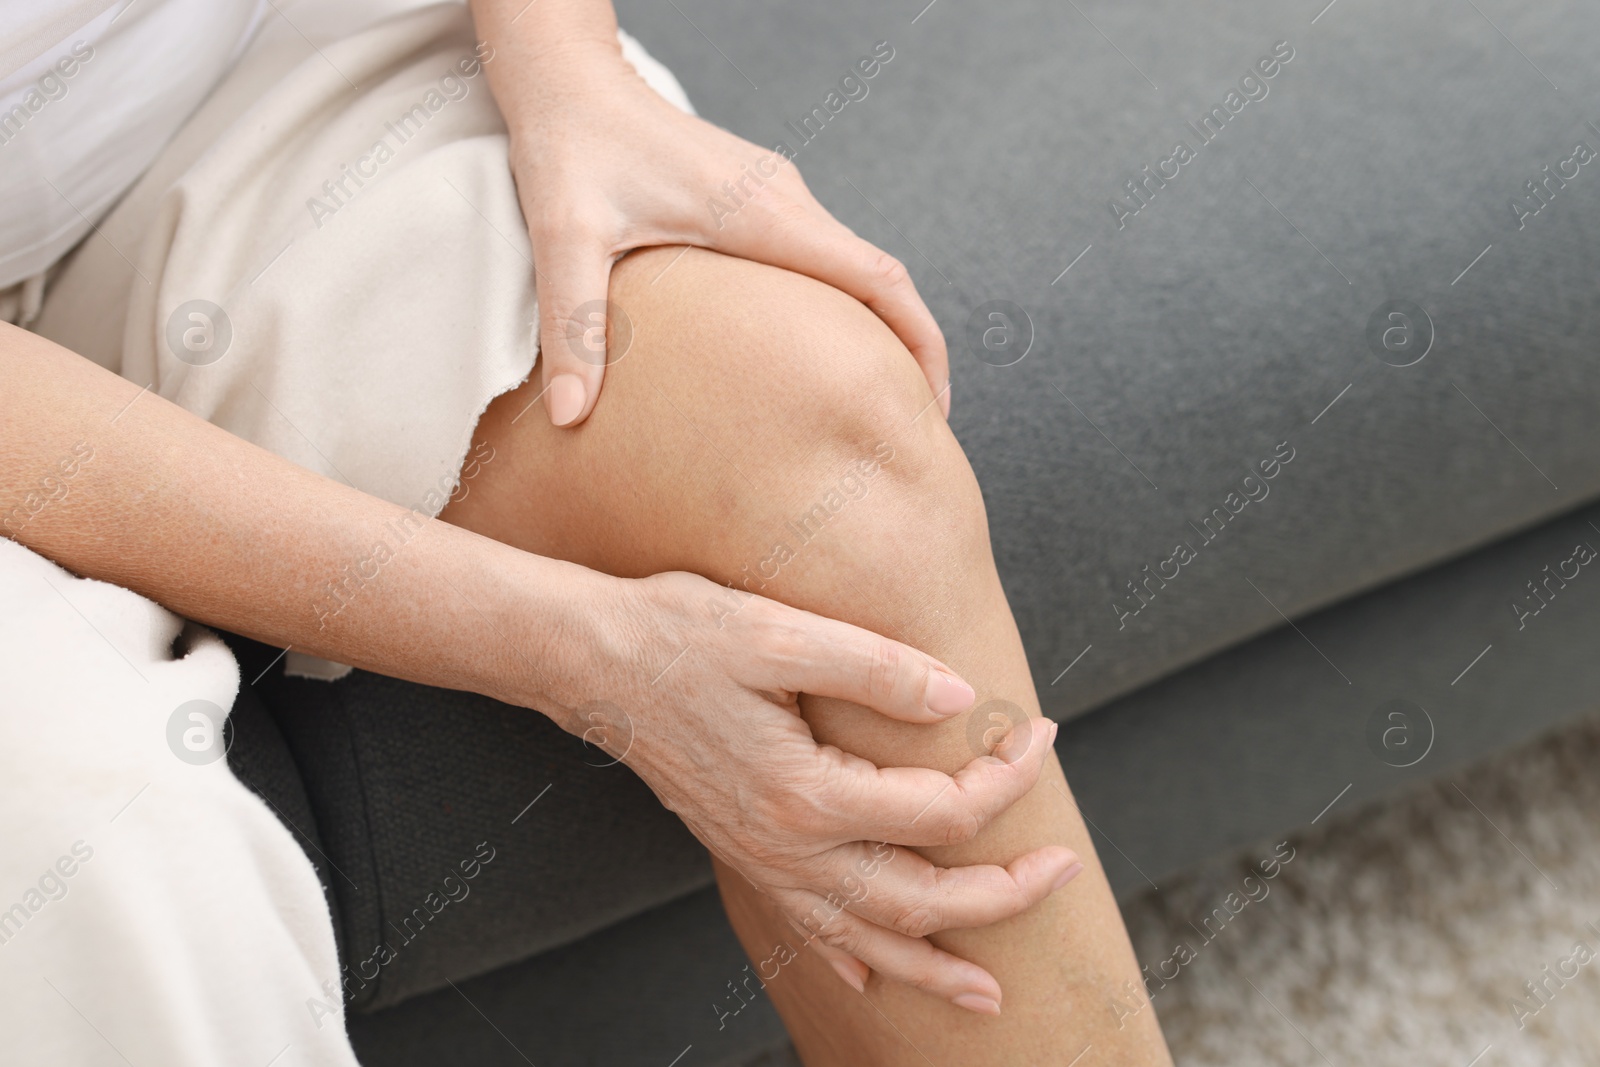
[343,887,792,1067]
[612,0,1600,722]
[233,0,1600,1062]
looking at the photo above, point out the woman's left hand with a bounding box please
[471,15,950,428]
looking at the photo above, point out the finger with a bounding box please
[719,203,950,417]
[531,226,618,427]
[836,718,1058,847]
[808,939,870,994]
[759,610,976,723]
[783,897,1002,1013]
[830,841,1082,938]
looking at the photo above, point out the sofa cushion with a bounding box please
[612,0,1600,720]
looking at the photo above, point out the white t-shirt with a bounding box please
[0,0,265,288]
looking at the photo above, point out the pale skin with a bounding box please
[0,0,1175,1061]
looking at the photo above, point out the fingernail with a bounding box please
[952,992,1001,1016]
[924,670,976,716]
[1052,861,1084,893]
[547,373,586,427]
[994,719,1040,764]
[1048,720,1059,747]
[828,957,866,994]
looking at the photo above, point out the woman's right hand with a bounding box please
[552,569,1080,1012]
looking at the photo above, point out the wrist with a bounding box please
[477,9,623,93]
[477,544,627,732]
[482,33,629,125]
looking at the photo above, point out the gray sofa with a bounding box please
[230,0,1600,1062]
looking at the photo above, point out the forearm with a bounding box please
[0,323,604,714]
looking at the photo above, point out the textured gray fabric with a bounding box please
[1058,499,1600,896]
[344,887,790,1067]
[612,0,1600,722]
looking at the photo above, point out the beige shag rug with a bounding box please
[753,712,1600,1065]
[1121,712,1600,1066]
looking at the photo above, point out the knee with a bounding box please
[611,247,986,542]
[762,267,987,555]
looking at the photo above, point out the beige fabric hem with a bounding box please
[28,1,694,678]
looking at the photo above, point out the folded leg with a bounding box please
[444,246,1173,1065]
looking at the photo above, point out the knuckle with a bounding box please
[888,901,941,939]
[814,916,864,955]
[746,603,804,657]
[941,805,985,847]
[866,640,906,705]
[867,251,911,292]
[802,768,854,832]
[729,606,794,665]
[775,155,808,186]
[768,624,814,669]
[754,194,812,231]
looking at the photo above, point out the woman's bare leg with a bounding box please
[443,247,1172,1066]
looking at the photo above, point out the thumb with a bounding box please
[534,237,626,428]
